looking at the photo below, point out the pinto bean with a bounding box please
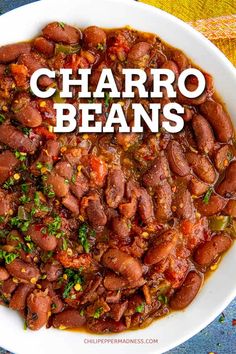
[0,191,10,216]
[18,53,53,87]
[54,161,73,180]
[103,273,127,291]
[186,152,216,184]
[217,162,236,198]
[0,267,10,281]
[144,229,179,265]
[9,283,34,311]
[27,224,58,251]
[33,37,55,57]
[46,173,69,198]
[194,194,227,216]
[0,278,18,298]
[189,177,209,196]
[161,60,179,77]
[70,172,89,199]
[102,248,142,282]
[87,318,126,333]
[138,188,155,224]
[40,280,64,314]
[170,271,202,310]
[192,114,215,153]
[127,42,151,68]
[41,261,63,282]
[0,150,19,184]
[84,26,106,48]
[143,154,170,189]
[214,145,233,172]
[106,168,125,208]
[200,101,233,142]
[31,140,60,175]
[62,193,80,215]
[111,301,128,322]
[0,42,31,63]
[224,200,236,217]
[0,123,40,154]
[173,186,195,220]
[52,309,86,329]
[83,193,107,229]
[42,22,81,44]
[167,141,190,176]
[6,259,40,282]
[154,180,172,222]
[177,83,208,106]
[26,290,51,330]
[12,93,42,128]
[171,49,189,72]
[111,216,130,239]
[194,234,232,266]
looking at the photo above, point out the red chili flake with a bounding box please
[232,319,236,326]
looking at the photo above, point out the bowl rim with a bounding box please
[0,1,236,354]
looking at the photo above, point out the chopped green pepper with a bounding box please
[55,43,80,55]
[209,215,230,231]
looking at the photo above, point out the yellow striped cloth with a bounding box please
[139,0,236,66]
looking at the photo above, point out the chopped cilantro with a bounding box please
[0,249,18,264]
[15,150,27,162]
[97,43,104,51]
[19,194,31,204]
[3,177,15,189]
[58,22,65,29]
[104,92,112,108]
[158,294,168,304]
[135,303,145,313]
[0,113,5,124]
[78,223,90,253]
[62,268,83,299]
[93,307,103,319]
[203,188,213,204]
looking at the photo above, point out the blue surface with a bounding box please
[0,0,236,353]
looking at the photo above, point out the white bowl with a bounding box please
[0,0,236,353]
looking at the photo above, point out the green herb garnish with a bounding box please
[135,303,145,313]
[93,307,103,319]
[203,188,213,204]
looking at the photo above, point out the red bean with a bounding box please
[0,191,10,216]
[42,22,81,44]
[189,177,209,196]
[216,161,236,198]
[0,150,19,184]
[174,186,195,220]
[27,224,58,251]
[200,101,233,142]
[194,234,232,266]
[70,172,89,199]
[127,42,151,68]
[167,141,190,176]
[214,145,233,172]
[102,248,142,282]
[6,259,40,283]
[170,271,202,310]
[138,188,155,224]
[18,53,53,87]
[0,278,17,297]
[26,290,51,330]
[82,193,107,229]
[161,60,179,77]
[0,42,31,63]
[192,114,215,153]
[41,261,63,282]
[54,161,73,180]
[52,309,86,329]
[186,152,216,184]
[112,216,130,239]
[103,273,127,290]
[33,37,55,57]
[9,283,34,311]
[154,180,172,222]
[0,267,10,281]
[144,229,179,265]
[0,123,40,154]
[87,318,126,333]
[224,200,236,217]
[106,168,125,208]
[12,93,42,128]
[84,26,106,48]
[171,49,189,72]
[40,280,64,314]
[143,154,170,189]
[194,194,227,216]
[46,173,69,198]
[62,193,80,215]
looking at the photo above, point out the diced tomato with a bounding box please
[89,155,108,187]
[64,54,89,72]
[181,220,193,235]
[10,64,28,87]
[34,126,57,140]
